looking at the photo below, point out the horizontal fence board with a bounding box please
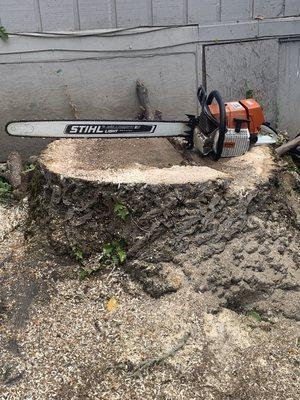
[258,17,300,36]
[198,20,258,41]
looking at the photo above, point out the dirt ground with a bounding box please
[0,141,299,399]
[0,210,299,400]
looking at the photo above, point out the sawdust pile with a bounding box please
[0,223,299,400]
[0,143,299,399]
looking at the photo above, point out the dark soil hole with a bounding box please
[225,288,269,314]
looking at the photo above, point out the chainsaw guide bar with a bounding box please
[6,120,189,139]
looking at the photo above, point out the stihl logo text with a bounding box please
[64,124,156,135]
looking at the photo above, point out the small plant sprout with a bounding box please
[114,201,129,221]
[79,239,127,281]
[79,267,93,281]
[0,26,8,41]
[102,238,127,265]
[247,310,262,323]
[74,249,85,263]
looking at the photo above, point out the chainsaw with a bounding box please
[6,86,277,160]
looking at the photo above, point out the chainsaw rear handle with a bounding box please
[197,86,227,160]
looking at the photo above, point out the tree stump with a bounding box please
[30,137,298,298]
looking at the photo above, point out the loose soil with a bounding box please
[0,139,299,400]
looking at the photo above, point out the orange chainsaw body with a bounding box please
[209,98,265,134]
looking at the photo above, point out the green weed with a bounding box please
[114,201,129,221]
[247,310,262,323]
[102,238,127,265]
[247,309,274,324]
[0,26,8,41]
[79,238,127,281]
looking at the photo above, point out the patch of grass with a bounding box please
[0,26,8,41]
[0,178,12,197]
[114,201,129,221]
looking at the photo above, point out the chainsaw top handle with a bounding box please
[197,86,227,160]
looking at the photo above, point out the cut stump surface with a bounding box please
[40,138,273,188]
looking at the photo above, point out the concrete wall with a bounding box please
[0,0,299,32]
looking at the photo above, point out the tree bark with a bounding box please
[0,151,22,189]
[275,135,300,157]
[136,80,162,121]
